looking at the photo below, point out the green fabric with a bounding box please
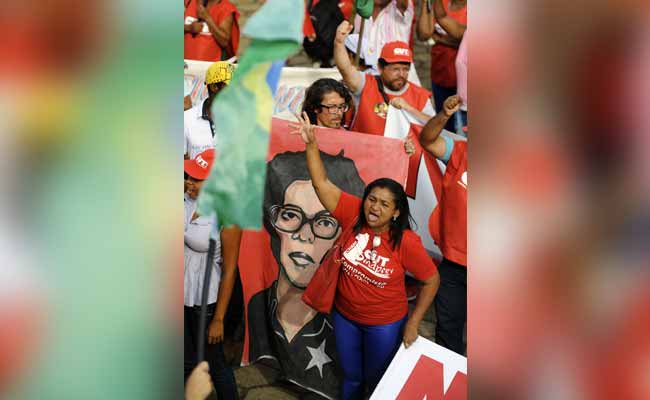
[196,0,302,229]
[355,0,374,19]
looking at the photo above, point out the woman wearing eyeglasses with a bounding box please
[302,78,353,130]
[291,114,440,399]
[246,150,365,399]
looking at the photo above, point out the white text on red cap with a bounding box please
[394,48,409,56]
[196,156,209,169]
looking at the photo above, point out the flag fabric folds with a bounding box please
[355,0,374,19]
[197,0,303,229]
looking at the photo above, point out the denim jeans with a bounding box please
[185,304,239,400]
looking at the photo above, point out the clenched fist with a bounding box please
[335,21,353,45]
[443,95,462,117]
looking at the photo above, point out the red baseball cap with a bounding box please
[184,149,215,180]
[379,41,413,64]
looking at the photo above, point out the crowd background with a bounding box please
[0,0,648,400]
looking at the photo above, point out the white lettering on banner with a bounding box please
[342,233,395,284]
[394,48,409,56]
[196,156,209,169]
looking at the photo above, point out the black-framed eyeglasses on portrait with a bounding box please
[270,204,340,240]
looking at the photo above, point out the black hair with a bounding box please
[301,78,353,125]
[353,178,414,250]
[263,150,365,266]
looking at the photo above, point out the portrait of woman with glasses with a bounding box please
[246,149,365,399]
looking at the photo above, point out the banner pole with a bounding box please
[354,18,366,67]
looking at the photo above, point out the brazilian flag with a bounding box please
[197,0,302,229]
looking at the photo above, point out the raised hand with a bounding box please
[288,112,317,145]
[443,94,462,117]
[335,20,353,45]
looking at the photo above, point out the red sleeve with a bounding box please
[332,191,362,231]
[401,231,437,280]
[340,0,354,20]
[303,7,315,37]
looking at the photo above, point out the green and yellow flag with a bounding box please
[355,0,374,19]
[197,0,303,229]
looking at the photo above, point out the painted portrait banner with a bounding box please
[239,118,408,399]
[370,336,467,400]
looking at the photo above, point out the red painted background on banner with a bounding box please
[239,118,409,363]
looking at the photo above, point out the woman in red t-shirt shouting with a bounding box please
[290,113,440,399]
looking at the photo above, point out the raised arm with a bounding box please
[333,21,363,93]
[288,113,342,213]
[419,95,461,159]
[416,0,434,40]
[433,0,466,40]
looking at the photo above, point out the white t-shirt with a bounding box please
[184,194,221,307]
[184,100,217,159]
[353,0,415,69]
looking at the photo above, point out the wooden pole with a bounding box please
[354,18,366,67]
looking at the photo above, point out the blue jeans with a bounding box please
[431,82,457,132]
[333,309,407,400]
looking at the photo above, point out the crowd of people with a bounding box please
[183,1,467,399]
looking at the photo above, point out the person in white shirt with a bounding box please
[353,0,414,72]
[184,149,238,400]
[184,61,234,159]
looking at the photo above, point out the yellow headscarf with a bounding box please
[204,61,234,85]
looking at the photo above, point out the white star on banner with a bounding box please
[305,339,332,378]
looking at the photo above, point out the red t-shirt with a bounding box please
[184,0,240,61]
[351,74,432,136]
[333,192,437,325]
[429,141,467,266]
[429,0,467,88]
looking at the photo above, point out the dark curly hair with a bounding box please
[353,178,415,250]
[301,78,353,125]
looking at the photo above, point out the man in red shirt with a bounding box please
[184,0,240,62]
[418,94,467,355]
[333,21,434,136]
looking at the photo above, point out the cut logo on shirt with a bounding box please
[342,233,395,282]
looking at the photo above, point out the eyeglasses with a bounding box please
[319,103,350,114]
[270,204,340,240]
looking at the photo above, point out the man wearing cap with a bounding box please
[184,149,239,400]
[334,21,434,136]
[184,61,234,159]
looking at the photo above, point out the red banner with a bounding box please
[239,118,408,399]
